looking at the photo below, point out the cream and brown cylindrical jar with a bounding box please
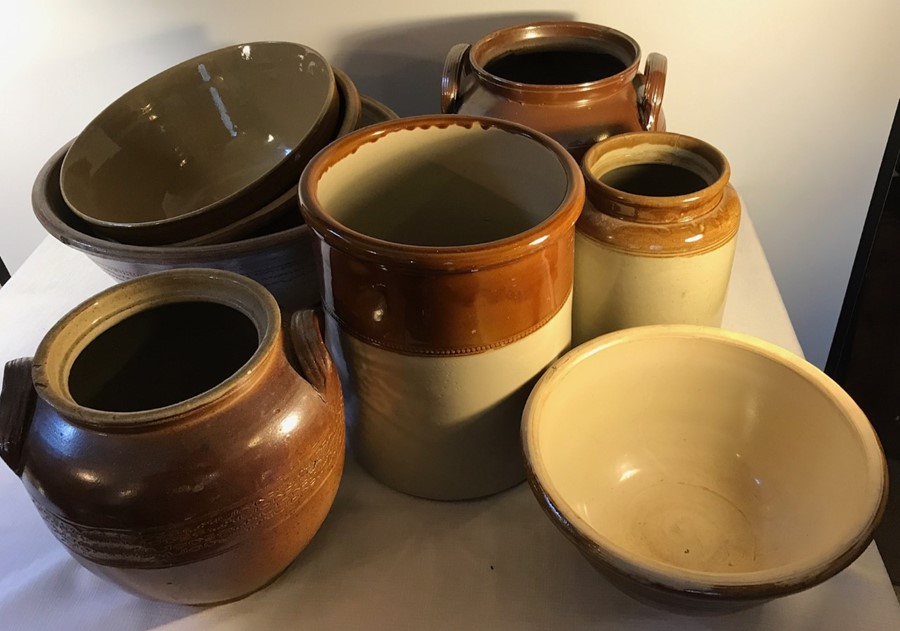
[573,132,741,345]
[300,115,584,500]
[442,21,667,158]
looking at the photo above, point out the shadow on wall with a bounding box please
[331,12,576,117]
[46,24,217,129]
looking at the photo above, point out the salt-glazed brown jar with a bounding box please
[0,269,345,604]
[573,132,742,345]
[442,21,667,158]
[300,115,584,501]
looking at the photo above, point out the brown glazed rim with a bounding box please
[521,326,889,601]
[33,269,280,429]
[299,114,584,272]
[60,42,336,232]
[469,21,641,98]
[577,131,741,257]
[582,131,732,222]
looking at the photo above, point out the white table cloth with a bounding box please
[1,218,898,630]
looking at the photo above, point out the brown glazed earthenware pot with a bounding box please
[0,269,345,604]
[442,21,667,158]
[60,42,340,246]
[573,132,742,344]
[300,115,584,500]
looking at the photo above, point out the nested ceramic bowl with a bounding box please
[32,97,398,311]
[522,326,887,607]
[0,269,345,604]
[333,67,362,137]
[171,67,362,247]
[358,95,398,128]
[60,42,339,245]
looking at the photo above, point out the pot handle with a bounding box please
[441,43,471,114]
[289,309,336,396]
[0,358,37,476]
[638,52,667,131]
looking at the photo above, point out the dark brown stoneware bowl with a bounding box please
[171,67,363,247]
[31,97,397,311]
[60,42,339,246]
[0,269,345,604]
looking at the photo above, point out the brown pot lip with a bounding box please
[32,142,310,265]
[581,131,732,221]
[60,41,337,233]
[299,114,584,272]
[468,21,641,96]
[32,268,281,429]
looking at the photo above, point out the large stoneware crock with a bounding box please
[0,269,345,604]
[300,115,584,500]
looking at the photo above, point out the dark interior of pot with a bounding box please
[68,301,259,412]
[483,42,627,85]
[316,124,569,247]
[600,163,711,197]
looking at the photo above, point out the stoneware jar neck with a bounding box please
[582,131,731,224]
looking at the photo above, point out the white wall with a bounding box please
[2,1,898,367]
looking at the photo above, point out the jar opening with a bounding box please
[315,123,569,247]
[68,301,259,412]
[471,22,640,90]
[587,141,725,201]
[483,44,628,86]
[600,163,712,197]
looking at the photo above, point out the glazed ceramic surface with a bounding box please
[61,42,339,245]
[358,96,399,128]
[333,67,363,137]
[573,132,741,344]
[0,269,345,605]
[300,115,584,499]
[442,21,666,158]
[325,296,571,499]
[31,92,398,312]
[523,326,887,605]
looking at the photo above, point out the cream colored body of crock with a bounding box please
[326,295,571,500]
[573,231,737,344]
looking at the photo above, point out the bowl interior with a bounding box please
[526,328,884,587]
[61,42,335,227]
[315,122,569,247]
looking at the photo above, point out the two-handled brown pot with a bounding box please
[442,21,667,159]
[0,269,345,605]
